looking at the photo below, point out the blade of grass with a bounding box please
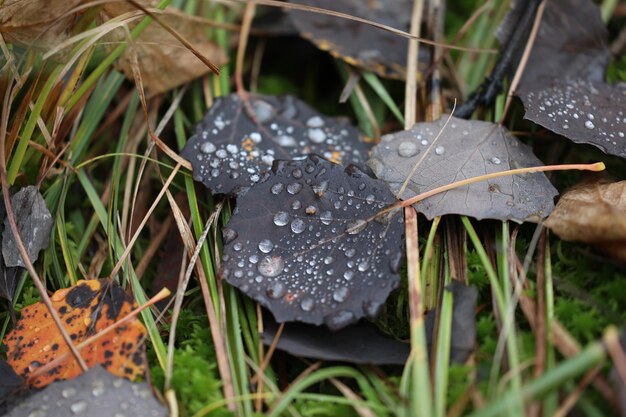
[361,72,404,125]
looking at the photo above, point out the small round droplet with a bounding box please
[277,135,296,146]
[584,120,595,130]
[333,287,349,302]
[320,211,333,225]
[291,218,306,234]
[291,200,302,210]
[70,400,88,414]
[28,410,47,417]
[222,228,238,244]
[306,116,325,127]
[324,256,333,265]
[346,219,367,235]
[308,128,326,143]
[258,239,274,253]
[300,297,314,311]
[266,281,286,299]
[287,182,302,194]
[398,141,419,157]
[345,248,356,258]
[358,261,370,272]
[233,242,243,252]
[92,380,105,397]
[200,142,216,154]
[435,146,445,155]
[271,183,284,194]
[258,256,285,278]
[305,205,317,215]
[325,310,355,330]
[489,157,502,165]
[343,270,354,280]
[365,194,375,204]
[292,168,303,179]
[273,211,290,226]
[62,387,77,398]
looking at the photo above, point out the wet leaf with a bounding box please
[288,0,429,79]
[545,180,626,262]
[261,313,409,365]
[424,281,477,363]
[512,0,626,158]
[100,6,227,95]
[0,358,23,407]
[0,265,22,304]
[221,154,404,329]
[2,366,168,417]
[2,186,54,268]
[3,279,147,388]
[261,282,476,364]
[182,93,371,196]
[0,0,84,52]
[368,116,558,222]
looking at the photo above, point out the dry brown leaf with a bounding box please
[100,5,227,95]
[545,180,626,261]
[0,0,85,51]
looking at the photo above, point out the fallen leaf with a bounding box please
[3,279,147,388]
[424,281,477,363]
[221,155,404,330]
[100,6,227,95]
[0,0,85,52]
[182,93,371,196]
[0,358,23,408]
[288,0,429,79]
[368,116,558,222]
[509,0,626,158]
[2,365,168,417]
[545,180,626,262]
[262,312,410,365]
[0,265,22,305]
[261,282,477,364]
[2,186,54,268]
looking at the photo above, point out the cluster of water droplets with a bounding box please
[220,155,404,328]
[182,94,371,195]
[524,79,626,156]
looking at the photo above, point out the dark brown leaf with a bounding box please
[182,94,371,196]
[288,0,429,79]
[221,155,404,330]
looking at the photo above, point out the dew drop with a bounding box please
[28,410,47,417]
[273,211,290,226]
[292,168,303,179]
[287,182,303,194]
[200,142,216,154]
[252,99,275,123]
[216,149,228,159]
[306,116,325,127]
[308,128,327,143]
[233,242,243,252]
[421,139,428,145]
[258,256,285,277]
[398,141,419,157]
[325,310,355,330]
[70,400,88,414]
[584,120,595,130]
[320,211,333,225]
[346,219,367,235]
[258,239,274,253]
[291,218,306,234]
[305,205,317,215]
[300,297,314,311]
[276,135,296,146]
[489,157,502,165]
[345,248,356,258]
[312,181,329,196]
[333,287,349,302]
[266,281,286,299]
[358,261,370,272]
[249,254,259,264]
[222,228,238,244]
[365,194,375,204]
[62,387,77,398]
[271,183,284,194]
[343,270,354,280]
[324,256,333,265]
[435,145,445,155]
[291,200,302,210]
[92,380,105,397]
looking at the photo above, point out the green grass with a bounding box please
[1,1,625,416]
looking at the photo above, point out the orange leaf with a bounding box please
[2,279,147,388]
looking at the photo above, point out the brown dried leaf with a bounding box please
[0,0,85,50]
[101,7,227,95]
[545,180,626,261]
